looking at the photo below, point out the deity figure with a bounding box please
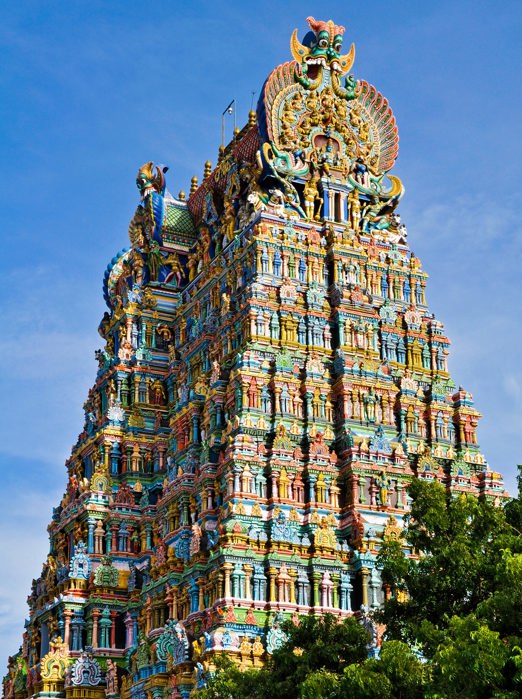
[362,196,398,234]
[44,555,57,588]
[187,253,198,281]
[252,636,264,658]
[221,197,236,247]
[364,388,377,422]
[106,379,117,408]
[303,177,322,220]
[237,160,268,226]
[210,359,221,383]
[105,334,114,357]
[105,659,118,695]
[93,391,102,419]
[375,471,391,507]
[200,226,212,266]
[150,379,166,406]
[352,157,369,187]
[348,188,361,230]
[146,240,163,281]
[388,212,408,243]
[349,103,363,129]
[131,250,145,286]
[297,115,312,147]
[221,292,231,316]
[164,253,184,286]
[266,189,286,216]
[320,86,336,124]
[358,121,370,142]
[192,639,202,660]
[312,136,337,176]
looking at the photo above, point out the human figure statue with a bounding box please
[106,659,118,695]
[348,188,361,230]
[303,177,322,220]
[364,388,377,422]
[375,471,391,507]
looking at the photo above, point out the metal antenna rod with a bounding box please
[222,99,235,146]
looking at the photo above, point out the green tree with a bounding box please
[427,615,514,698]
[194,656,271,699]
[267,613,369,695]
[195,615,370,699]
[340,663,393,698]
[299,669,340,699]
[377,479,514,649]
[373,640,427,698]
[378,477,522,697]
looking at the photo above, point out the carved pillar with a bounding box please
[268,567,277,603]
[223,562,233,598]
[330,483,340,509]
[91,609,100,649]
[124,612,134,649]
[312,572,321,607]
[172,587,178,620]
[361,568,370,608]
[369,569,380,610]
[243,564,253,601]
[110,610,118,648]
[145,598,152,634]
[396,480,404,509]
[87,518,95,554]
[198,578,205,611]
[63,609,73,648]
[340,192,347,222]
[111,523,118,552]
[332,574,340,609]
[103,442,110,470]
[289,569,297,605]
[328,190,335,221]
[351,473,360,505]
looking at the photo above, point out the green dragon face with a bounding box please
[136,162,165,198]
[310,30,344,62]
[291,17,355,78]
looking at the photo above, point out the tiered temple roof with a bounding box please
[4,16,507,699]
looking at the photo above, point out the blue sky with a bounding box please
[1,0,521,667]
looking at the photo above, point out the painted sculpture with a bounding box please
[3,16,507,699]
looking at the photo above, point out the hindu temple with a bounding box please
[3,15,507,699]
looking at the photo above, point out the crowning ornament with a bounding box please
[257,15,401,228]
[40,637,71,693]
[156,619,191,665]
[69,649,102,686]
[69,540,90,579]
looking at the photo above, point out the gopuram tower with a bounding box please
[4,15,508,699]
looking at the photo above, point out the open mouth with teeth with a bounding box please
[305,56,325,81]
[304,55,344,79]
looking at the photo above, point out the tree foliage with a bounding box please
[377,478,514,646]
[267,612,368,693]
[378,475,522,697]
